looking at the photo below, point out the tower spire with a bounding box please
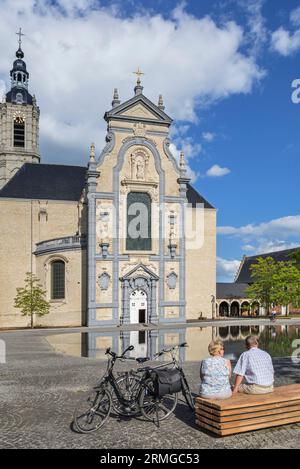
[15,28,25,59]
[158,94,165,111]
[133,67,144,95]
[179,150,186,174]
[112,88,120,108]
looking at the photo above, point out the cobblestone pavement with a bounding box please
[0,332,300,449]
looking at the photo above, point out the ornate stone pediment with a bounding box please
[121,104,158,121]
[120,262,159,281]
[104,93,172,125]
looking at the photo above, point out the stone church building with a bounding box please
[0,41,216,329]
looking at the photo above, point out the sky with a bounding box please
[0,0,300,282]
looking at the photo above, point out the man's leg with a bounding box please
[239,384,274,394]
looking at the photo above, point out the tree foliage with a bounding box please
[14,272,50,328]
[246,257,300,314]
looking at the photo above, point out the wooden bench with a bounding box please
[195,384,300,436]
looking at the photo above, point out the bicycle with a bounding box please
[148,342,195,411]
[73,345,135,433]
[121,342,195,422]
[73,345,178,433]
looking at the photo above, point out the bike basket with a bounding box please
[151,368,182,397]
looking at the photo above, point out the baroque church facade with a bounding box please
[0,40,216,329]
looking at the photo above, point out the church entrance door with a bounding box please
[129,289,147,324]
[129,289,148,357]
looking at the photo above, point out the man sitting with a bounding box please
[232,335,274,395]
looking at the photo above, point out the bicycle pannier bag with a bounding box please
[151,369,182,397]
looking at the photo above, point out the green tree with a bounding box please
[246,257,280,315]
[288,248,300,265]
[14,272,50,328]
[246,257,300,316]
[273,262,300,315]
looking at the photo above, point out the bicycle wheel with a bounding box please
[111,374,142,416]
[73,387,111,433]
[181,375,195,410]
[139,378,178,422]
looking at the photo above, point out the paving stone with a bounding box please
[0,331,299,449]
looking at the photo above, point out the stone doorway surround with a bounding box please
[120,263,159,324]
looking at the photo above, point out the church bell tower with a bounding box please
[0,29,40,189]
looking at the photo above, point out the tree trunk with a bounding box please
[31,313,34,329]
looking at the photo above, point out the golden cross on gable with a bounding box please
[16,27,25,48]
[133,67,145,83]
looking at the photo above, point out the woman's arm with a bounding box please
[226,359,232,379]
[200,361,204,380]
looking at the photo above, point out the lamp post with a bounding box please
[211,294,216,320]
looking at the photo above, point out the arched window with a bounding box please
[51,260,65,299]
[17,73,22,82]
[126,192,151,251]
[13,116,25,147]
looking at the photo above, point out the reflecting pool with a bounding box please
[46,324,300,362]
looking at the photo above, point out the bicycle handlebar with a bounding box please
[105,345,135,360]
[153,342,188,358]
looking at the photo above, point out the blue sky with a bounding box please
[0,0,300,281]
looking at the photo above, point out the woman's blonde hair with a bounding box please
[208,339,224,356]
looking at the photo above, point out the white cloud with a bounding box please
[290,6,300,26]
[241,244,256,252]
[242,239,300,255]
[239,0,268,56]
[202,131,215,142]
[219,215,300,259]
[271,6,300,56]
[218,214,300,238]
[0,0,264,164]
[217,257,241,282]
[206,164,230,177]
[271,27,300,56]
[0,79,6,102]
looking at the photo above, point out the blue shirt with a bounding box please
[233,347,274,386]
[200,357,231,396]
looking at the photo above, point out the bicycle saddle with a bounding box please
[136,357,150,363]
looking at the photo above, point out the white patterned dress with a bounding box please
[199,357,232,399]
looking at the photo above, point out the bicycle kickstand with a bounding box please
[155,402,160,428]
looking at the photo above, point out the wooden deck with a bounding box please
[195,384,300,436]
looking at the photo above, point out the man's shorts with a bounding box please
[238,383,274,394]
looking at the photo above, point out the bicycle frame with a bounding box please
[96,351,143,409]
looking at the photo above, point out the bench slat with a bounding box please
[196,404,300,423]
[196,384,300,411]
[196,399,300,417]
[196,408,300,428]
[196,416,300,437]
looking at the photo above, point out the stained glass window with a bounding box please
[126,192,151,251]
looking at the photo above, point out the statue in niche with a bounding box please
[136,159,145,180]
[130,149,149,181]
[99,211,109,243]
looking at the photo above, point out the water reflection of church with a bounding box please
[79,324,265,360]
[47,324,300,362]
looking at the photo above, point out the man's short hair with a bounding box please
[245,335,259,349]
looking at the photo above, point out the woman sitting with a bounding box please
[199,339,232,400]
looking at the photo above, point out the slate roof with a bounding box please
[0,163,214,208]
[0,163,86,201]
[217,282,249,299]
[235,248,300,284]
[186,184,214,209]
